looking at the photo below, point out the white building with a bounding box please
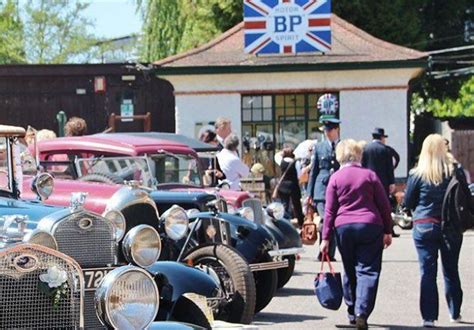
[155,14,426,178]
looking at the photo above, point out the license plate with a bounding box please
[83,267,116,291]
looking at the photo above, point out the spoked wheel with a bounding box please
[184,245,256,324]
[277,255,296,289]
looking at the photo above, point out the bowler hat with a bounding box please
[372,127,388,138]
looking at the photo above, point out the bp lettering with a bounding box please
[274,15,303,33]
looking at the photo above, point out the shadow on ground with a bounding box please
[275,287,315,297]
[253,312,325,325]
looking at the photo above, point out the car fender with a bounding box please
[264,218,303,249]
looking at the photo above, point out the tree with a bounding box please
[23,0,98,64]
[0,0,25,64]
[138,0,243,61]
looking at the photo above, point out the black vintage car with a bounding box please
[0,125,223,329]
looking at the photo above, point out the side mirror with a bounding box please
[31,172,54,201]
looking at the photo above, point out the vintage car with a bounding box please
[0,125,225,328]
[32,134,298,313]
[0,244,209,329]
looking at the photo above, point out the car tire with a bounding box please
[184,245,256,324]
[253,253,278,313]
[171,296,211,329]
[78,172,124,184]
[277,255,295,289]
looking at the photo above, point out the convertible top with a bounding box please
[128,132,218,152]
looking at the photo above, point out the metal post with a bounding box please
[56,111,67,137]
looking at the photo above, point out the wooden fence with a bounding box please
[452,130,474,179]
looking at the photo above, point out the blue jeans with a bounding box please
[335,223,384,321]
[412,222,463,321]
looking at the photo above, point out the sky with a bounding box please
[83,0,142,39]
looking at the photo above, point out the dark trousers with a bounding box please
[279,190,304,226]
[335,223,384,321]
[316,201,336,259]
[412,222,463,321]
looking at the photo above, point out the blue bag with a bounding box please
[314,254,343,310]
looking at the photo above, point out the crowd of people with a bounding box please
[201,116,469,329]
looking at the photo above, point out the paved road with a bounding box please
[253,230,474,329]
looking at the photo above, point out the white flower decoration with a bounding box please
[39,266,68,288]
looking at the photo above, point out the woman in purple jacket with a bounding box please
[320,139,393,329]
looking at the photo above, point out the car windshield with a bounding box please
[0,137,15,193]
[76,156,156,188]
[150,153,202,186]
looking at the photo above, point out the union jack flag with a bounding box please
[244,0,331,55]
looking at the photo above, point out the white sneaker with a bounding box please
[423,320,436,328]
[450,315,462,323]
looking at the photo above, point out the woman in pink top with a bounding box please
[320,139,393,329]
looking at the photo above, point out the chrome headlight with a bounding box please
[23,230,58,250]
[122,225,161,267]
[238,207,255,221]
[95,265,159,329]
[186,208,200,218]
[267,202,285,220]
[161,205,189,241]
[103,210,126,241]
[31,172,54,201]
[227,203,236,214]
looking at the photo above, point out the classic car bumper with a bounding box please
[249,259,288,272]
[268,247,305,258]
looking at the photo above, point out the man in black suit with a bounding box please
[362,127,400,237]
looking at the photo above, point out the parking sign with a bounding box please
[244,0,331,55]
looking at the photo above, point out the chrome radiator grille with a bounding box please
[0,244,82,329]
[84,291,104,329]
[53,211,116,268]
[216,197,228,213]
[242,198,264,224]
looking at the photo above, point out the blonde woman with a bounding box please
[321,139,392,329]
[404,134,463,327]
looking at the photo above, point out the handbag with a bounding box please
[314,253,343,310]
[271,160,294,200]
[300,203,318,245]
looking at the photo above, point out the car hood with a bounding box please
[0,197,63,222]
[22,177,122,214]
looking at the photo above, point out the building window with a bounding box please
[241,92,339,151]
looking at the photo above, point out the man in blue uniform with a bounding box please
[306,118,341,261]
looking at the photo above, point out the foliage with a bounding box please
[412,77,474,117]
[0,0,25,64]
[138,0,243,61]
[23,0,98,64]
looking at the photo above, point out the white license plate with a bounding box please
[83,267,116,291]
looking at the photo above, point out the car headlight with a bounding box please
[266,202,285,220]
[95,265,159,329]
[227,203,236,214]
[31,173,54,201]
[23,230,58,250]
[103,210,126,241]
[238,207,254,221]
[122,225,161,267]
[160,205,189,241]
[186,208,200,218]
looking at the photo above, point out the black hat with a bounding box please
[320,116,341,130]
[372,127,388,138]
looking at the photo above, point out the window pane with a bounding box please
[307,121,323,140]
[243,109,252,122]
[242,124,252,137]
[276,121,306,149]
[275,95,284,108]
[308,94,319,119]
[263,108,272,121]
[275,105,284,121]
[295,94,305,107]
[252,96,262,108]
[253,108,262,121]
[295,107,305,116]
[263,96,272,108]
[242,96,253,109]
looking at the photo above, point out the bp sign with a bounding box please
[244,0,331,55]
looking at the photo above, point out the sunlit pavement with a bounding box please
[253,230,474,329]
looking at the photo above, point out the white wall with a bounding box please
[340,89,408,177]
[168,67,423,178]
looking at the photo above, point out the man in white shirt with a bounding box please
[214,117,232,151]
[217,134,249,190]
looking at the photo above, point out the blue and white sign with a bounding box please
[244,0,331,55]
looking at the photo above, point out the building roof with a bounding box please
[155,14,427,74]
